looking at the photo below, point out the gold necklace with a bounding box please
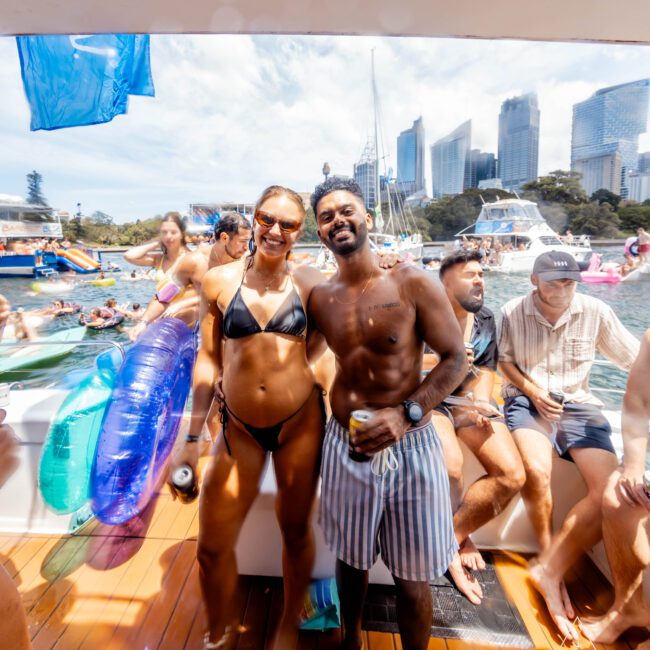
[333,267,376,305]
[252,265,287,293]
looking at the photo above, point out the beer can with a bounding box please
[171,464,199,504]
[349,410,373,463]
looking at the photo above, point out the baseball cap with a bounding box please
[532,251,582,281]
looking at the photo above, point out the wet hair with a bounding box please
[105,298,117,308]
[249,186,305,258]
[215,211,251,239]
[310,177,366,215]
[439,250,483,279]
[90,308,101,317]
[160,211,188,255]
[132,303,141,310]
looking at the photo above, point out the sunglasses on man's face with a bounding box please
[254,211,301,233]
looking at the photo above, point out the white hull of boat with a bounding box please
[622,262,650,282]
[489,243,591,274]
[1,387,623,586]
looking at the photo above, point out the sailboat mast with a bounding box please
[371,50,383,232]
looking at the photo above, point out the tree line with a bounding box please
[24,169,650,247]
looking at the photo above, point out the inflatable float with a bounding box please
[80,309,124,330]
[39,348,123,514]
[622,262,650,283]
[0,326,87,373]
[90,318,196,524]
[31,281,75,294]
[87,277,116,287]
[625,236,639,257]
[580,253,622,284]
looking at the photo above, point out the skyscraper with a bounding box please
[396,116,425,196]
[498,93,540,191]
[571,79,650,198]
[638,151,650,173]
[431,120,471,198]
[353,138,378,210]
[467,149,497,188]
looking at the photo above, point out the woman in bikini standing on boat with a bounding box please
[124,212,206,338]
[172,186,327,650]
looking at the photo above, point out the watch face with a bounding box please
[408,402,423,423]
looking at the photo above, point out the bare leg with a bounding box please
[434,412,464,511]
[434,413,483,603]
[198,425,267,648]
[511,427,554,552]
[455,421,526,570]
[580,471,650,643]
[393,576,432,650]
[0,564,31,650]
[269,394,324,650]
[530,447,618,643]
[337,560,368,650]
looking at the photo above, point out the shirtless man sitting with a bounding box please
[308,178,467,650]
[580,329,650,643]
[433,250,525,604]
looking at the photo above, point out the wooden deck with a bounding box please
[2,483,649,650]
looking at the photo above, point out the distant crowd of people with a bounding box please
[0,237,72,255]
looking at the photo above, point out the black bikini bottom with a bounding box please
[220,385,326,454]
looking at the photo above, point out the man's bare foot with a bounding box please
[459,538,486,571]
[529,561,577,643]
[579,607,650,644]
[448,552,483,605]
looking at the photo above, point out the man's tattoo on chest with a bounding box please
[367,301,401,311]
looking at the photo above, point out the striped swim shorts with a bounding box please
[319,417,457,582]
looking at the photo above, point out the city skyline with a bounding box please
[1,34,649,221]
[571,78,650,198]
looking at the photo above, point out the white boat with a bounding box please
[457,197,592,273]
[622,262,650,282]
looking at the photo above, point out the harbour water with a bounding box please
[0,246,648,408]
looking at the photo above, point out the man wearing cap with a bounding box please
[498,251,639,642]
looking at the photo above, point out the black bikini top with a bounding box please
[223,267,307,339]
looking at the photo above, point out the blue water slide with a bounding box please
[56,255,88,273]
[90,318,196,525]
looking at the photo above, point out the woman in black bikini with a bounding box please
[173,186,327,650]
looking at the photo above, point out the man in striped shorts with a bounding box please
[308,178,468,650]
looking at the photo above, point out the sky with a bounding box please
[0,34,649,223]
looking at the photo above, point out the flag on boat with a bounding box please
[16,34,154,131]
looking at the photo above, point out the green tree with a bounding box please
[618,205,650,232]
[567,203,620,237]
[590,188,622,211]
[298,207,319,243]
[26,170,48,206]
[522,170,588,205]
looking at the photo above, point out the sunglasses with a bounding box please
[254,211,301,233]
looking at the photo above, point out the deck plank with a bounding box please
[367,630,396,649]
[118,539,193,649]
[77,536,168,648]
[30,534,126,649]
[237,576,274,650]
[493,551,563,650]
[157,541,203,650]
[44,535,147,649]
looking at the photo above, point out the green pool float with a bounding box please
[38,348,122,514]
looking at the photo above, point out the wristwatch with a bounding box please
[402,399,424,425]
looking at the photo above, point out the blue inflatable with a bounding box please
[39,348,123,514]
[90,318,196,524]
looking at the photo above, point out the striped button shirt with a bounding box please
[498,291,639,406]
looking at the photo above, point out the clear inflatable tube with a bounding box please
[39,348,122,514]
[90,318,196,525]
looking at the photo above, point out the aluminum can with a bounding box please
[349,410,373,463]
[171,464,199,504]
[549,391,566,406]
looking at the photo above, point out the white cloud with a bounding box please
[0,34,648,222]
